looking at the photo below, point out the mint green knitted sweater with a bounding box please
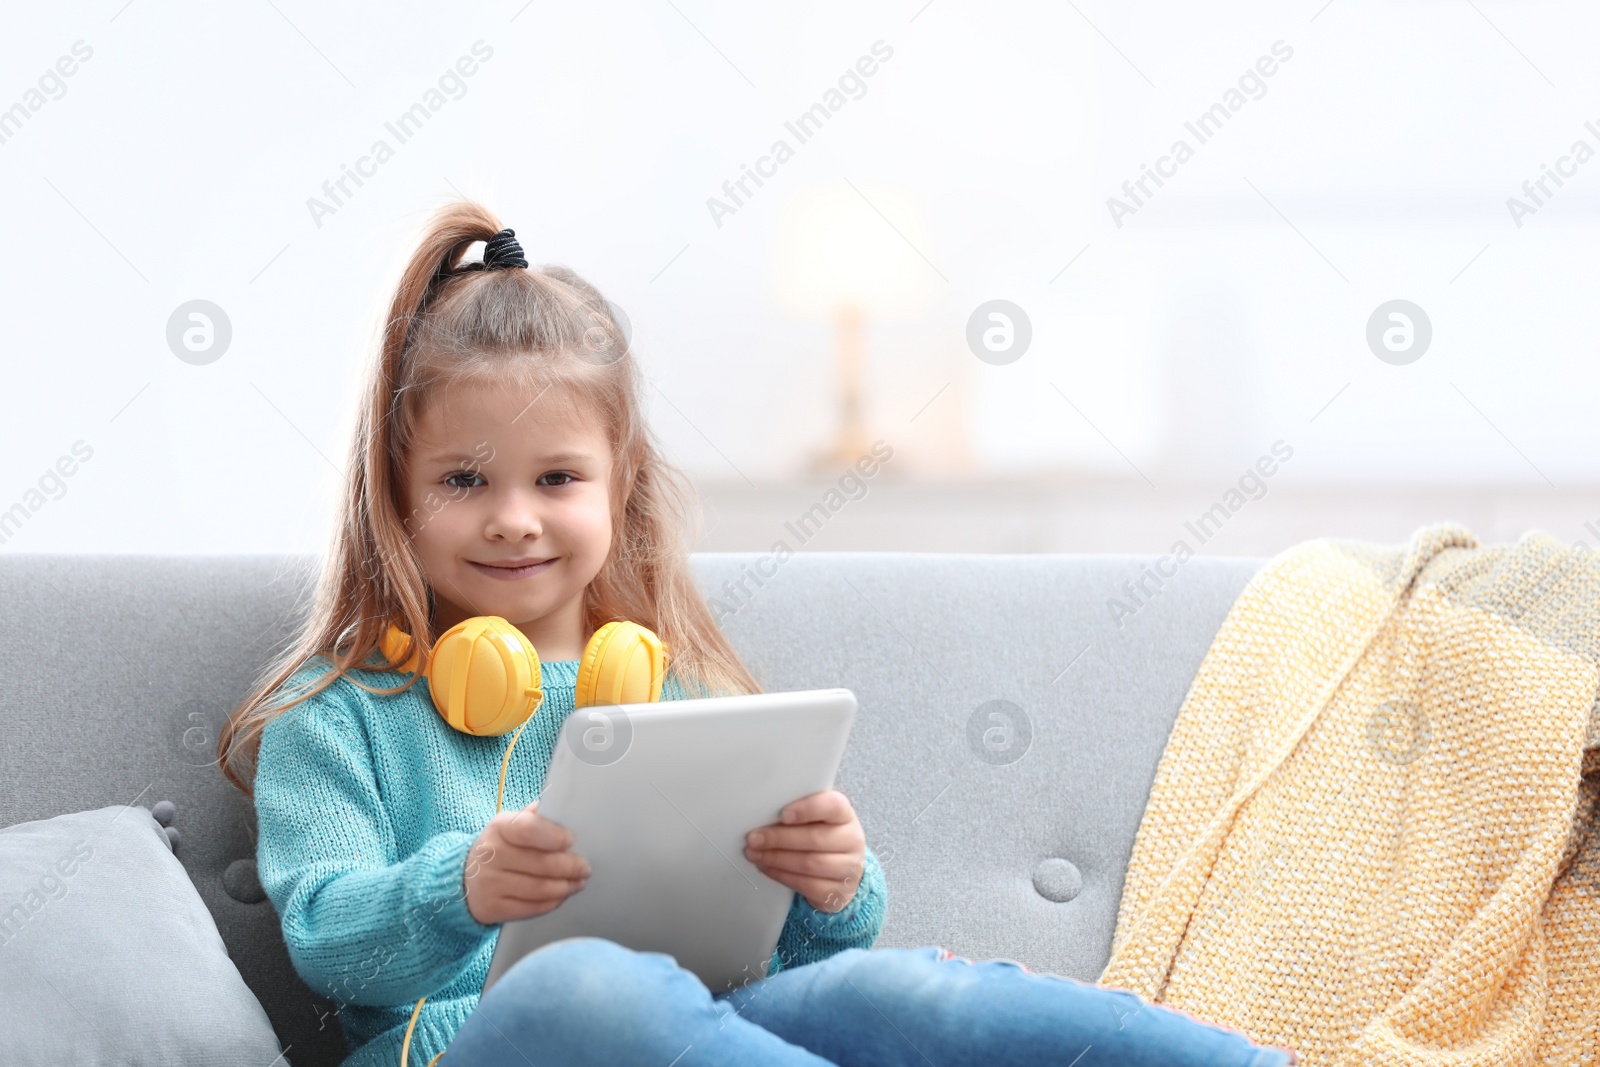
[254,655,887,1067]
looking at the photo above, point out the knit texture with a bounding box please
[1099,523,1600,1066]
[255,655,887,1067]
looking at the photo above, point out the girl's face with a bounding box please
[400,379,615,657]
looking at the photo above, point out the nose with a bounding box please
[482,487,544,542]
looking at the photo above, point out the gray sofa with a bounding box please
[0,551,1261,1066]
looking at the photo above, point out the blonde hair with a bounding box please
[218,200,761,799]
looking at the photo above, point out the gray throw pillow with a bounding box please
[0,805,285,1066]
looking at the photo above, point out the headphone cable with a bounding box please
[399,708,537,1067]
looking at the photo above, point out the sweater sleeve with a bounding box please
[254,674,498,1007]
[766,843,887,975]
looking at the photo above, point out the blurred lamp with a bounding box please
[773,182,938,472]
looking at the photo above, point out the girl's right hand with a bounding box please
[463,800,591,925]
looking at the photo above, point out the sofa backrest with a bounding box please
[0,552,1259,1066]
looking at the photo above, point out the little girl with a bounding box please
[220,201,1297,1067]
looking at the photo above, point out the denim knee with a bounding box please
[786,946,967,1021]
[828,946,970,997]
[485,937,691,1022]
[454,938,737,1066]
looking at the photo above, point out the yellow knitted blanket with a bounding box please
[1100,524,1600,1066]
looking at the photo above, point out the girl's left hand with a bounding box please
[743,789,865,914]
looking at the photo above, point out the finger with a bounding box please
[747,822,862,853]
[490,874,588,904]
[762,870,857,913]
[746,848,861,881]
[751,863,804,896]
[779,789,853,827]
[501,805,574,848]
[493,850,592,881]
[747,794,857,844]
[497,808,575,851]
[500,885,586,911]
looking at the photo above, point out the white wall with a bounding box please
[3,0,1597,554]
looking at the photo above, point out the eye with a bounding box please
[538,471,577,487]
[443,470,484,490]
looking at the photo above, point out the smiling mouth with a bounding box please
[470,558,556,580]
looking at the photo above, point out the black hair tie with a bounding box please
[482,228,528,270]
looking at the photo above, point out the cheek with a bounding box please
[407,492,476,560]
[565,490,614,561]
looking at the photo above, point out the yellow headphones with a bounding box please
[384,615,668,1067]
[379,616,668,736]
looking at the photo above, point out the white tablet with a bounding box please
[481,687,859,997]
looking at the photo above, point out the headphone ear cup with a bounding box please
[576,621,667,707]
[425,617,544,736]
[380,623,422,675]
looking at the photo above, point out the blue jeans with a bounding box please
[444,938,1297,1066]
